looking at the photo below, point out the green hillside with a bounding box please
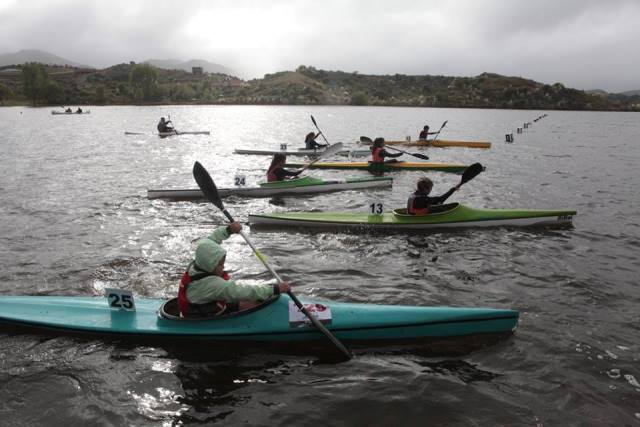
[1,62,638,111]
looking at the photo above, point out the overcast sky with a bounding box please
[1,0,638,92]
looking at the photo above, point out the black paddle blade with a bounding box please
[311,115,318,127]
[413,153,430,160]
[360,136,373,144]
[460,163,484,185]
[192,161,224,211]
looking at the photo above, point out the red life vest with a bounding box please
[407,193,429,215]
[178,265,230,317]
[371,147,384,163]
[266,166,279,182]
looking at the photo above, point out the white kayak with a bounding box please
[124,131,210,136]
[148,176,393,200]
[234,148,371,157]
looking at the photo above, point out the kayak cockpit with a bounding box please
[393,202,460,217]
[158,296,280,321]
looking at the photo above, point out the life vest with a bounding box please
[419,130,428,140]
[178,263,230,317]
[266,166,279,182]
[371,147,384,163]
[407,193,429,215]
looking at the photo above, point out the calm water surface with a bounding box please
[0,105,639,426]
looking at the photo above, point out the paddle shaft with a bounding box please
[311,115,331,145]
[360,136,428,160]
[430,121,447,143]
[219,208,352,360]
[192,162,352,360]
[383,145,429,160]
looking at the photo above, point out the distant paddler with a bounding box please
[419,125,437,140]
[369,137,403,175]
[268,142,346,181]
[76,107,83,113]
[157,117,175,133]
[267,153,303,182]
[304,131,327,150]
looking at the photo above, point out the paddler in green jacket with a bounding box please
[178,221,290,317]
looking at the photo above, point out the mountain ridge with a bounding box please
[0,49,92,68]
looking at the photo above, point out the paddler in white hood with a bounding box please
[177,221,290,317]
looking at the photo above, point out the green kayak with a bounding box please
[0,295,518,347]
[249,203,577,231]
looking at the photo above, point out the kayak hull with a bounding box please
[284,161,469,174]
[159,131,210,137]
[383,139,491,149]
[0,295,518,344]
[249,203,577,231]
[147,176,393,200]
[51,110,91,115]
[124,131,210,136]
[234,148,370,157]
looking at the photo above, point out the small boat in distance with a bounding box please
[124,130,210,137]
[51,110,91,115]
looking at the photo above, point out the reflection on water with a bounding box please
[1,106,640,425]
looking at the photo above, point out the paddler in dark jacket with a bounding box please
[157,117,174,133]
[178,221,291,317]
[304,132,327,150]
[418,125,437,140]
[407,177,460,215]
[266,153,303,182]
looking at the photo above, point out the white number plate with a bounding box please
[105,288,136,311]
[288,302,332,327]
[367,201,384,215]
[280,143,287,151]
[234,174,246,187]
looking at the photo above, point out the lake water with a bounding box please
[1,105,639,425]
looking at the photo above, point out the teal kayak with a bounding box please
[147,176,392,200]
[0,295,518,344]
[249,203,577,231]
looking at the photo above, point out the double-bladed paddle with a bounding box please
[297,142,344,173]
[458,162,484,187]
[192,161,353,361]
[310,115,331,146]
[430,120,447,143]
[359,136,429,160]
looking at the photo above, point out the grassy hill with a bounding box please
[1,62,638,111]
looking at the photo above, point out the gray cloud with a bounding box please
[0,0,638,91]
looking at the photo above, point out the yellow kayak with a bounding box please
[370,139,491,149]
